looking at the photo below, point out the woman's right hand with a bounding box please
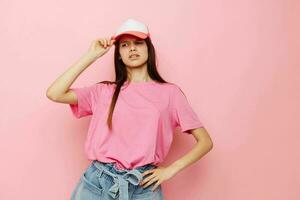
[86,37,116,59]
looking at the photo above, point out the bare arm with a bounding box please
[139,127,213,190]
[46,52,98,104]
[46,37,115,104]
[168,127,213,175]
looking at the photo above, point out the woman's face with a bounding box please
[118,35,148,68]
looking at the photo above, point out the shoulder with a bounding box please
[94,80,118,96]
[96,80,116,89]
[163,82,184,95]
[95,80,183,93]
[153,81,180,90]
[150,82,187,102]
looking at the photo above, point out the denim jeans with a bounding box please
[71,160,164,200]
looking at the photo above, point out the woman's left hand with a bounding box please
[139,165,178,191]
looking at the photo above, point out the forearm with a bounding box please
[46,52,98,99]
[168,140,213,175]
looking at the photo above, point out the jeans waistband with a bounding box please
[92,160,156,200]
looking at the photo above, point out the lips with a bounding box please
[129,54,140,59]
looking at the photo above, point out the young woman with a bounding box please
[46,19,213,200]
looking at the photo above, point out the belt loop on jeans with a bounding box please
[93,161,144,200]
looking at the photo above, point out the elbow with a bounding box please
[205,139,214,151]
[208,141,214,150]
[46,90,56,101]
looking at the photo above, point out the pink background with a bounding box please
[1,0,299,199]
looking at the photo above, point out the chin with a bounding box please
[124,60,148,68]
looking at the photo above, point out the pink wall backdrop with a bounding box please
[1,0,299,199]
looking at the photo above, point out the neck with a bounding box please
[126,62,152,82]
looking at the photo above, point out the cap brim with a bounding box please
[112,31,149,41]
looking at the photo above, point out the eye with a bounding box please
[135,41,144,44]
[120,43,127,47]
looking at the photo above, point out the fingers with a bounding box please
[103,39,108,48]
[151,182,161,192]
[140,170,155,186]
[110,36,116,45]
[140,176,158,188]
[98,39,105,47]
[110,39,116,45]
[97,38,114,48]
[142,169,154,177]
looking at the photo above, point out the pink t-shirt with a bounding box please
[69,80,204,170]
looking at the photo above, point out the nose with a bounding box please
[129,42,137,51]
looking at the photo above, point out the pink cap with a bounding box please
[111,19,150,42]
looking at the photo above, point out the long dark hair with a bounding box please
[97,37,170,130]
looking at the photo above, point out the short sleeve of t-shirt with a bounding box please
[171,85,204,134]
[68,83,100,118]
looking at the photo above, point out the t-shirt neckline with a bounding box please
[124,79,157,85]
